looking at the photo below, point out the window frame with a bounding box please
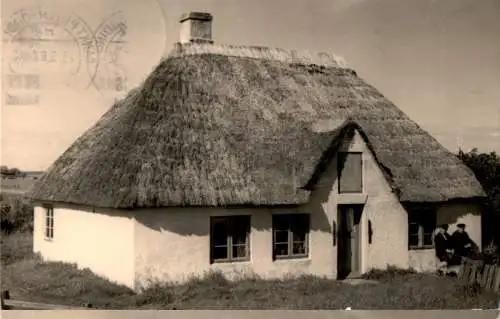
[44,206,54,241]
[407,207,436,250]
[272,213,310,260]
[337,151,363,194]
[210,215,251,264]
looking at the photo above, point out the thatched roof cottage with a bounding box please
[29,12,486,289]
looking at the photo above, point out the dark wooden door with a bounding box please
[337,204,363,279]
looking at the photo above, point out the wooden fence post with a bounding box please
[458,259,466,279]
[494,266,500,293]
[459,258,472,280]
[476,261,484,284]
[2,290,10,309]
[484,265,496,289]
[469,263,479,285]
[481,265,489,287]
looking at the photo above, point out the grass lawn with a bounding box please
[1,231,499,309]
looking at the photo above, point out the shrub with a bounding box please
[468,241,500,265]
[0,196,34,234]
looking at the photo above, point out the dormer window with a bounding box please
[337,152,363,194]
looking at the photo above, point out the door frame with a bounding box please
[337,204,364,279]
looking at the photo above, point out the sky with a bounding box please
[1,0,499,171]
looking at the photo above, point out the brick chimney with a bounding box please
[179,12,213,44]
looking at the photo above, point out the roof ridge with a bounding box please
[166,42,350,69]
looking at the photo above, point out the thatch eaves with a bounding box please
[29,43,486,208]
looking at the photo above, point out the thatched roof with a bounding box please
[29,43,485,208]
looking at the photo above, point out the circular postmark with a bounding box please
[86,11,128,95]
[85,0,169,100]
[3,6,97,91]
[3,1,169,104]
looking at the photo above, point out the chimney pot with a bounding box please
[179,12,213,44]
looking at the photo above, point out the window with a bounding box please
[338,152,363,194]
[272,214,310,259]
[408,207,436,249]
[210,216,250,263]
[44,207,54,240]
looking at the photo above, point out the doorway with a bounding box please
[337,204,364,279]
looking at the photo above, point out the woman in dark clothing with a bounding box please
[434,224,454,274]
[434,225,451,261]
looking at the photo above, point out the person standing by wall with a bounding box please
[433,224,454,275]
[451,223,474,258]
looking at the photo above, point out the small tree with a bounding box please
[0,197,34,234]
[457,148,500,250]
[0,166,21,178]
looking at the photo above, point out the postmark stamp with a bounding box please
[86,11,128,94]
[2,1,168,105]
[3,6,97,104]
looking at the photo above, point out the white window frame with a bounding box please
[44,207,54,241]
[408,208,436,249]
[272,213,310,260]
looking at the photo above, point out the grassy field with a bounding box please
[1,231,499,310]
[0,177,37,195]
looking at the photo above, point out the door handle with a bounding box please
[332,221,337,246]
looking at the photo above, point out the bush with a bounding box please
[0,196,34,234]
[466,241,500,265]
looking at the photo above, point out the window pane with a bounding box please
[231,217,249,245]
[292,230,307,242]
[421,214,436,233]
[211,219,228,246]
[292,242,307,255]
[423,233,433,246]
[291,214,308,231]
[232,244,247,259]
[338,152,362,193]
[291,215,309,242]
[212,246,228,260]
[409,234,419,247]
[408,212,418,223]
[272,215,289,231]
[408,222,419,235]
[274,243,289,256]
[232,233,247,245]
[274,230,289,243]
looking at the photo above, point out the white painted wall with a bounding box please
[133,130,411,288]
[33,204,135,288]
[133,206,336,288]
[438,203,482,250]
[31,130,483,288]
